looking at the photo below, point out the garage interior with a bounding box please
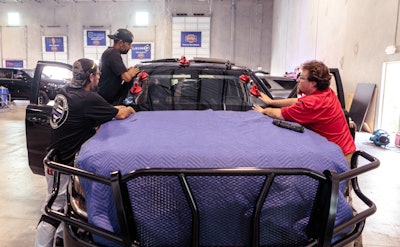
[1,0,400,246]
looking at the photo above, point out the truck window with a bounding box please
[38,65,72,106]
[0,69,12,79]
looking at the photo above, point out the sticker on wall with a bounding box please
[86,30,106,46]
[181,32,202,47]
[44,37,65,52]
[131,43,151,59]
[5,60,24,68]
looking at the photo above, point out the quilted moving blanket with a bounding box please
[76,110,353,246]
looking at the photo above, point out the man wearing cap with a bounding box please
[98,28,140,105]
[35,58,135,247]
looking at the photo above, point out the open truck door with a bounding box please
[25,61,72,175]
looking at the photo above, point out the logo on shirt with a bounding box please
[50,94,69,129]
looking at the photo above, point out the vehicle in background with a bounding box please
[0,68,32,100]
[24,68,70,103]
[0,67,69,104]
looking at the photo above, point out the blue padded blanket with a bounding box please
[76,110,353,246]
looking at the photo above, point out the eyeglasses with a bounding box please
[298,76,309,81]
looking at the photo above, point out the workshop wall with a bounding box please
[0,0,273,71]
[271,0,400,131]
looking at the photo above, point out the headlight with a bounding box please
[68,175,88,219]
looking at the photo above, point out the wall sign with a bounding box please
[172,17,210,59]
[181,31,202,47]
[44,37,65,52]
[131,43,151,59]
[86,30,106,46]
[5,60,24,68]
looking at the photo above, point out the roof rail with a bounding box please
[140,58,179,63]
[139,57,236,70]
[191,57,235,65]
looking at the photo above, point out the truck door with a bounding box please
[26,61,72,175]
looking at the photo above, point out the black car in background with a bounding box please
[0,67,69,104]
[0,68,32,100]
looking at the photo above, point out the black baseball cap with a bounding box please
[107,28,133,43]
[70,58,97,88]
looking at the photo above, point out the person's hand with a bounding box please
[129,106,136,114]
[114,105,136,119]
[128,67,140,78]
[259,91,272,105]
[115,105,136,114]
[252,104,264,113]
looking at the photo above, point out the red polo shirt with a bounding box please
[281,88,356,155]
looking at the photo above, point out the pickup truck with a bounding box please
[25,60,351,176]
[26,59,369,247]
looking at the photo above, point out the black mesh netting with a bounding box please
[126,174,319,247]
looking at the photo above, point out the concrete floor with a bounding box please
[0,100,399,247]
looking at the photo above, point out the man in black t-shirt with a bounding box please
[98,28,140,105]
[35,58,135,247]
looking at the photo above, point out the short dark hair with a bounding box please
[301,60,331,90]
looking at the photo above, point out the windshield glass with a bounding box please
[124,68,251,111]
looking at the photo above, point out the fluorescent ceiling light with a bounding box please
[8,12,20,26]
[135,11,149,27]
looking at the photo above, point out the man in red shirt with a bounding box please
[254,60,359,246]
[253,60,356,159]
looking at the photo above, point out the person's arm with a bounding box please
[121,67,140,84]
[114,105,135,119]
[258,91,298,107]
[252,105,284,119]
